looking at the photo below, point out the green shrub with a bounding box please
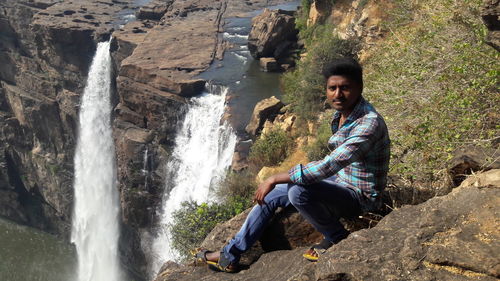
[248,129,295,167]
[295,0,312,33]
[169,196,251,260]
[282,25,358,120]
[215,169,256,203]
[306,117,333,160]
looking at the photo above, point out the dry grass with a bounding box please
[361,0,499,187]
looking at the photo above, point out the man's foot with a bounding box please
[192,248,238,273]
[302,239,334,262]
[205,251,219,263]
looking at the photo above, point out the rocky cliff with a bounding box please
[0,0,116,237]
[0,0,299,278]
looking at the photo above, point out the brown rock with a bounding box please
[117,0,227,95]
[199,205,320,266]
[31,0,123,73]
[245,96,284,136]
[231,139,252,171]
[449,146,500,186]
[458,168,500,188]
[259,57,280,72]
[248,8,298,59]
[307,0,332,26]
[481,0,500,51]
[136,0,173,20]
[260,109,297,136]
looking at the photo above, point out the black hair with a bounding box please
[322,57,363,87]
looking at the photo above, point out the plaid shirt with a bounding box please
[289,97,390,200]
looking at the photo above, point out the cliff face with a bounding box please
[112,0,300,274]
[0,0,299,277]
[0,0,206,276]
[0,0,112,236]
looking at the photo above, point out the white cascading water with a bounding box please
[150,84,237,275]
[71,39,122,281]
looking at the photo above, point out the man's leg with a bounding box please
[288,180,362,244]
[218,183,292,265]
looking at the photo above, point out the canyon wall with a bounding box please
[0,0,296,277]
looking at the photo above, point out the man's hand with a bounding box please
[254,178,275,205]
[253,172,292,205]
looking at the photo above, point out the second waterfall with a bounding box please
[150,84,237,275]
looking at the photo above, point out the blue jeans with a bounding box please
[221,178,363,264]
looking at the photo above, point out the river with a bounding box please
[0,218,76,281]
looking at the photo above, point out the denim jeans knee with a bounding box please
[287,184,309,206]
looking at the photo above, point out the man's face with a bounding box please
[325,75,362,113]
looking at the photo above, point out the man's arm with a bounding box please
[254,172,292,205]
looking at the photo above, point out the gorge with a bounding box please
[0,0,299,280]
[1,0,498,280]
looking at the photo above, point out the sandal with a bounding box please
[191,248,238,273]
[303,238,334,262]
[191,248,213,266]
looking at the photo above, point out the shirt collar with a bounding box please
[332,96,366,123]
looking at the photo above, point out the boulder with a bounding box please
[245,96,284,137]
[199,205,321,266]
[248,9,298,59]
[136,0,173,20]
[307,0,332,26]
[231,139,252,171]
[261,111,297,135]
[259,57,280,72]
[481,0,500,51]
[449,145,500,186]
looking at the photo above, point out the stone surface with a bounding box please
[199,205,321,266]
[136,0,173,20]
[259,57,280,72]
[449,145,500,186]
[315,0,390,55]
[245,96,284,136]
[248,8,298,59]
[261,110,297,135]
[156,170,500,281]
[307,0,332,26]
[481,0,500,51]
[231,139,252,171]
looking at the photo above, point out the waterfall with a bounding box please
[71,39,122,281]
[142,147,149,190]
[150,84,237,275]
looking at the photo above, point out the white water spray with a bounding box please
[71,39,122,281]
[149,84,237,275]
[142,147,149,190]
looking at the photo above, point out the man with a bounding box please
[196,58,390,272]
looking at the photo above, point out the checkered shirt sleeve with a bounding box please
[288,115,382,186]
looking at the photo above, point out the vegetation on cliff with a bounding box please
[169,196,250,259]
[248,129,295,167]
[286,0,499,188]
[362,0,499,185]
